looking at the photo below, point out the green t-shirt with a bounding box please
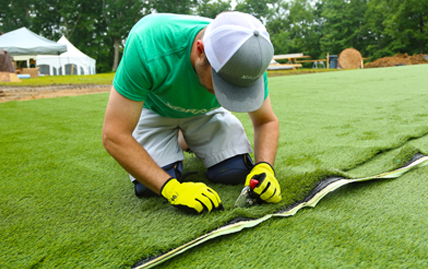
[114,13,269,118]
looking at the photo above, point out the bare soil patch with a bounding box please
[0,84,111,103]
[365,53,428,68]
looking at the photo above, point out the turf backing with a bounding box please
[1,64,427,268]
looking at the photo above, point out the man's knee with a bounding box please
[134,161,183,198]
[162,161,184,179]
[206,154,253,185]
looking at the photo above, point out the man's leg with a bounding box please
[133,161,183,197]
[179,107,254,185]
[178,129,190,152]
[205,153,253,185]
[130,109,184,198]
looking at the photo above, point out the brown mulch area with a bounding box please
[365,53,428,68]
[0,84,111,103]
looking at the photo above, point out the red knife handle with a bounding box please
[249,179,259,190]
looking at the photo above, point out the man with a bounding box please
[102,11,281,214]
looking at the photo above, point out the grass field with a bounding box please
[0,72,115,87]
[1,65,428,268]
[0,68,336,87]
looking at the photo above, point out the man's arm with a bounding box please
[102,86,171,194]
[102,87,223,213]
[245,95,281,203]
[247,95,279,165]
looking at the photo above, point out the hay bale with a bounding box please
[338,48,363,69]
[0,72,21,82]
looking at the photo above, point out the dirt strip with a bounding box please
[0,84,111,103]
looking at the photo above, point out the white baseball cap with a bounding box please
[203,12,274,112]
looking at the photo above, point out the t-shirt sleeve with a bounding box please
[113,34,152,102]
[263,71,269,100]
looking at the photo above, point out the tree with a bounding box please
[195,0,232,19]
[0,0,35,33]
[29,0,111,73]
[234,0,279,21]
[319,0,368,55]
[31,0,98,41]
[102,0,148,71]
[149,0,195,14]
[30,0,62,40]
[363,0,393,58]
[287,0,323,58]
[266,0,293,55]
[266,0,323,60]
[382,0,428,54]
[67,2,110,72]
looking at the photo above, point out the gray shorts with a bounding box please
[129,107,253,181]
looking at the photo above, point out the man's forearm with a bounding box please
[103,87,171,195]
[103,133,171,194]
[253,118,279,165]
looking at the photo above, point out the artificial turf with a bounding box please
[1,64,427,268]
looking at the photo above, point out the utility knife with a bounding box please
[233,179,260,208]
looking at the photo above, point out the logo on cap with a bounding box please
[241,75,258,80]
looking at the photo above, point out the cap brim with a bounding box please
[212,69,265,113]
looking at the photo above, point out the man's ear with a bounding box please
[195,40,205,58]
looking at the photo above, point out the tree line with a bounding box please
[1,0,427,73]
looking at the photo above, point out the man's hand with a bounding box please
[161,178,223,213]
[245,162,281,203]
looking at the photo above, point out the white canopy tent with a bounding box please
[0,27,67,56]
[36,36,96,76]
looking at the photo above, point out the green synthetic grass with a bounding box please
[0,73,114,87]
[1,64,428,268]
[162,143,428,268]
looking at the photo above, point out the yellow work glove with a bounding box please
[161,178,223,214]
[245,162,282,203]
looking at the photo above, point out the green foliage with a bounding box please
[267,0,323,58]
[102,0,149,71]
[195,0,232,19]
[0,0,34,33]
[361,0,428,59]
[381,0,428,54]
[362,0,392,59]
[319,0,368,55]
[1,0,428,74]
[235,0,279,20]
[30,0,63,41]
[149,0,194,14]
[266,0,428,58]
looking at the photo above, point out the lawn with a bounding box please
[1,65,427,268]
[0,68,334,87]
[0,72,115,87]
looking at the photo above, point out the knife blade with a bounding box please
[233,179,260,208]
